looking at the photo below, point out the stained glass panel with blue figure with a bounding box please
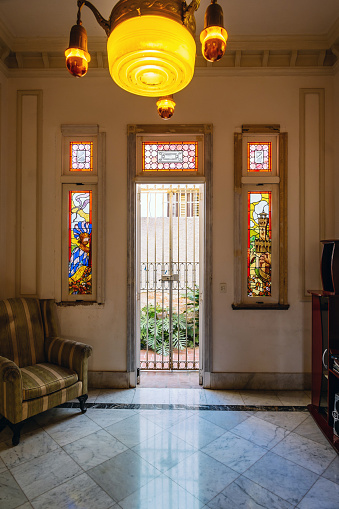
[68,190,92,294]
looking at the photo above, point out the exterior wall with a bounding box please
[1,70,336,386]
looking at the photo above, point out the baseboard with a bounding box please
[208,372,311,390]
[88,371,130,389]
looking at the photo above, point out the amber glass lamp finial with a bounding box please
[156,96,176,120]
[200,0,228,63]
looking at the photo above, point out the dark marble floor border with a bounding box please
[58,402,309,412]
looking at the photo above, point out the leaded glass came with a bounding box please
[68,191,92,294]
[247,142,272,172]
[247,191,272,296]
[142,142,198,171]
[70,141,93,171]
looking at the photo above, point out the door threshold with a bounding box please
[138,370,201,389]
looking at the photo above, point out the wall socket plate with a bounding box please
[220,283,227,293]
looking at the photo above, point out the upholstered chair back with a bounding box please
[0,298,45,368]
[39,299,60,339]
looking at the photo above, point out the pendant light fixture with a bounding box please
[65,0,227,116]
[200,0,228,62]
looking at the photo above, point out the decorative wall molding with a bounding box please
[16,90,43,297]
[299,88,325,300]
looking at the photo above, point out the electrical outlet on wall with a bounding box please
[220,283,227,293]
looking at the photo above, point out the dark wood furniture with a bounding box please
[308,240,339,453]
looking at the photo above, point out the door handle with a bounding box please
[160,274,179,282]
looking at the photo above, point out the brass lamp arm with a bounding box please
[77,0,111,36]
[184,0,201,19]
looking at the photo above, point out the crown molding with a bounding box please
[3,63,335,80]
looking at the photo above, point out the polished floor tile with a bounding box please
[36,410,101,447]
[86,408,137,428]
[105,414,163,448]
[207,475,294,509]
[243,451,319,505]
[0,429,59,469]
[63,429,128,470]
[138,409,193,429]
[11,448,82,500]
[0,470,27,509]
[168,414,225,448]
[276,391,311,406]
[0,388,336,509]
[240,391,282,406]
[30,472,115,509]
[97,389,135,404]
[292,415,331,446]
[132,430,197,473]
[119,473,203,509]
[272,431,337,475]
[88,449,161,502]
[165,450,239,504]
[253,410,309,431]
[296,476,339,508]
[197,409,251,430]
[204,389,244,405]
[322,455,339,485]
[201,431,267,474]
[231,415,290,450]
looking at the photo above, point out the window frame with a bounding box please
[57,124,105,304]
[233,125,288,310]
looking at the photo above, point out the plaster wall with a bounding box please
[1,71,336,381]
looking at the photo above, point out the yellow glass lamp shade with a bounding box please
[156,96,176,120]
[107,16,196,97]
[200,26,228,62]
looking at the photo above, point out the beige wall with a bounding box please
[0,70,336,382]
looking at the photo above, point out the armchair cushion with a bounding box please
[21,363,78,400]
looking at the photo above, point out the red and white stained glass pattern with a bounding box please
[69,141,93,171]
[247,142,272,172]
[142,142,198,171]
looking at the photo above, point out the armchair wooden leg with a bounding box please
[0,416,7,433]
[0,417,24,446]
[10,422,24,446]
[77,394,88,413]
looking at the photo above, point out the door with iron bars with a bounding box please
[138,184,200,371]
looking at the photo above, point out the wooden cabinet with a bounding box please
[308,240,339,453]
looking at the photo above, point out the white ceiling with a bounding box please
[0,0,338,41]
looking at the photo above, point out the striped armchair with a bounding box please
[0,298,92,446]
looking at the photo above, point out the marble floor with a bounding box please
[0,388,338,509]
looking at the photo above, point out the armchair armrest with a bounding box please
[0,356,23,423]
[0,356,22,383]
[44,337,92,394]
[45,336,92,367]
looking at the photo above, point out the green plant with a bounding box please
[140,286,199,354]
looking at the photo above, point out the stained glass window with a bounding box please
[247,191,272,297]
[68,190,92,295]
[247,142,272,172]
[69,141,93,171]
[142,142,198,171]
